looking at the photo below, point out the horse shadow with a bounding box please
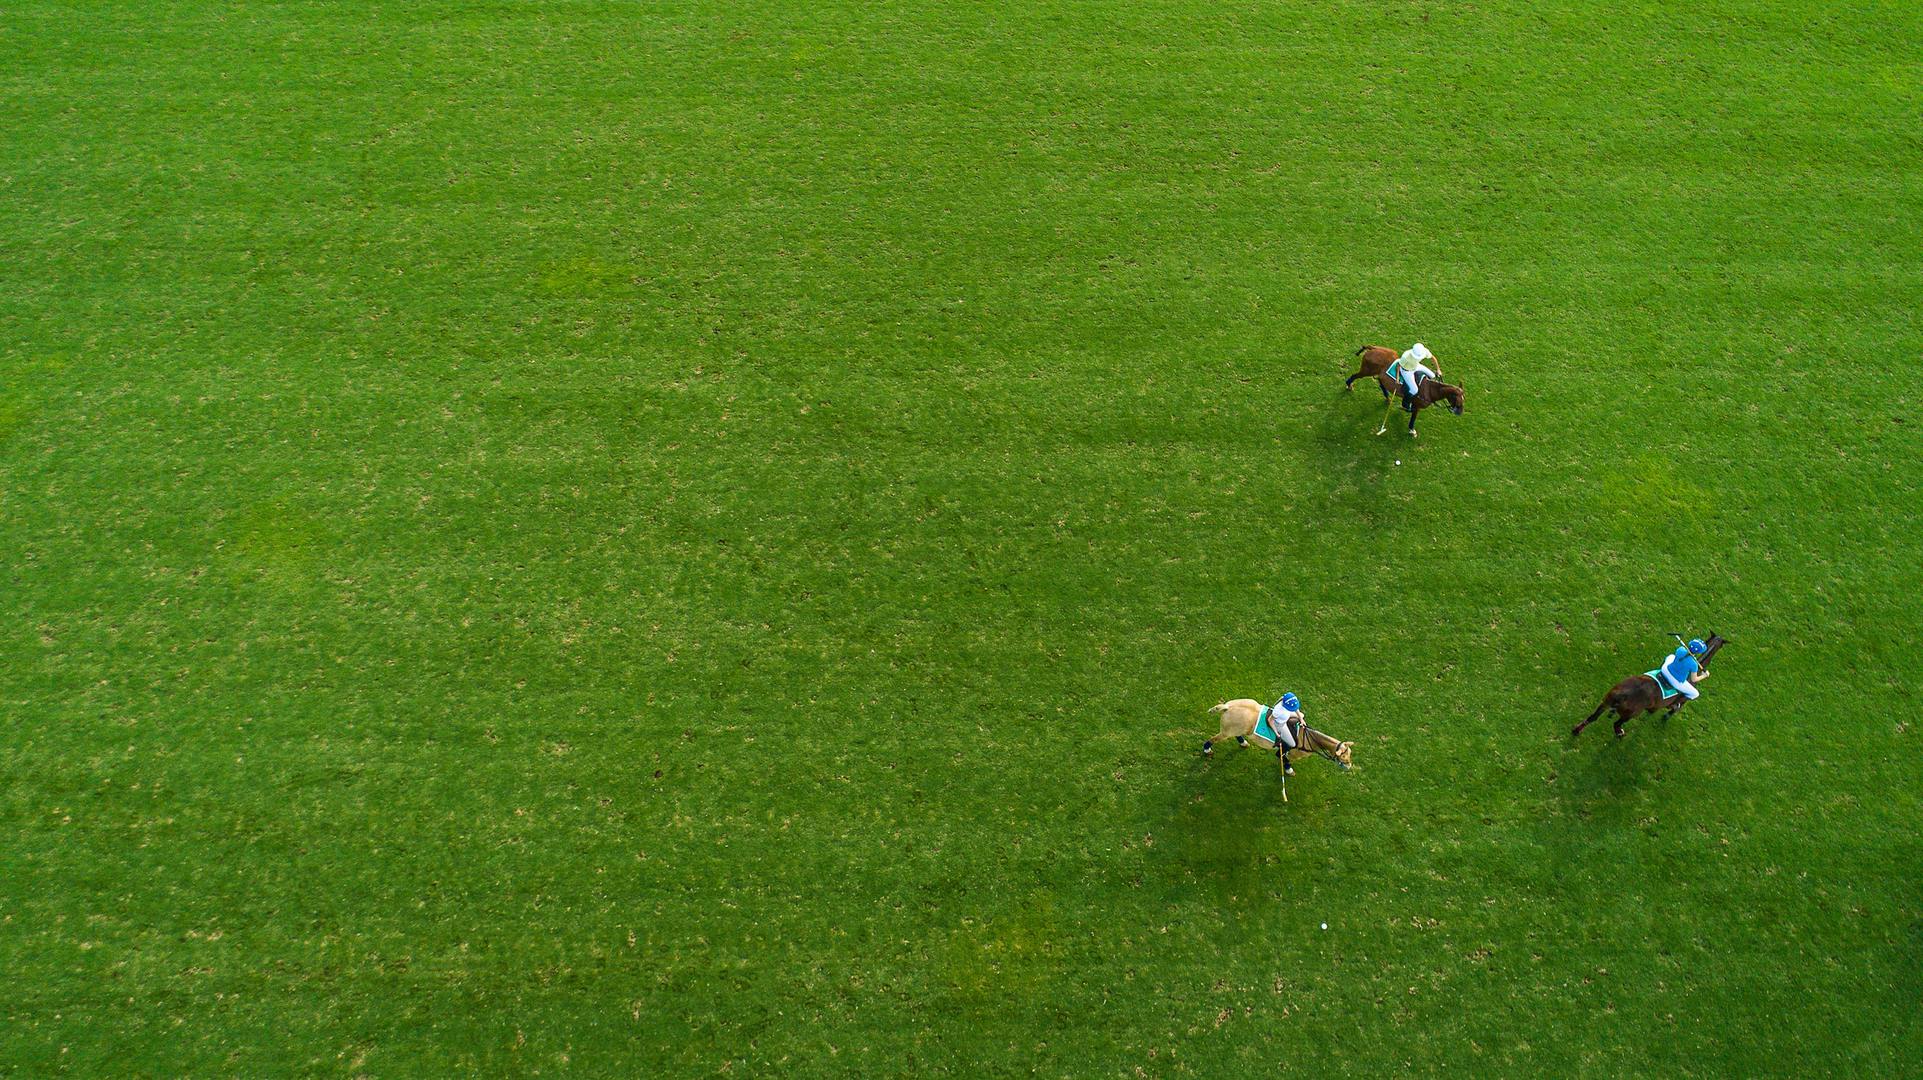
[1144,737,1337,906]
[1293,382,1409,519]
[1553,709,1684,824]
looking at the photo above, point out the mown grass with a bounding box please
[3,1,1920,1075]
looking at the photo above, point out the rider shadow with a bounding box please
[1555,712,1683,824]
[1302,385,1403,518]
[1150,740,1321,906]
[1536,716,1693,897]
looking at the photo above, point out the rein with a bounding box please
[1299,725,1349,768]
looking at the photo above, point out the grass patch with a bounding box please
[3,0,1921,1075]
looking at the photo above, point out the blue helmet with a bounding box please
[1280,692,1300,711]
[1687,638,1707,656]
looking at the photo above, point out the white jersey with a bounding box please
[1268,704,1303,748]
[1395,343,1435,395]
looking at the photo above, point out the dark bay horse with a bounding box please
[1344,345,1465,436]
[1572,633,1726,738]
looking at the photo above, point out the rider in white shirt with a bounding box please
[1270,692,1304,775]
[1393,342,1437,400]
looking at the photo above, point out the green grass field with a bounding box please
[5,1,1922,1075]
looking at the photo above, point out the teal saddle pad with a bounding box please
[1254,707,1295,746]
[1645,670,1682,700]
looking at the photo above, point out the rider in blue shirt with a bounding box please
[1660,638,1710,700]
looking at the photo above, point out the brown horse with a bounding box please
[1344,345,1465,436]
[1572,633,1726,739]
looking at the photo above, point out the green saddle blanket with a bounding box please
[1254,707,1298,747]
[1645,670,1682,700]
[1384,361,1424,410]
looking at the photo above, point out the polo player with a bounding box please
[1387,342,1437,407]
[1659,637,1711,701]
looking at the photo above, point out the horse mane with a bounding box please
[1302,725,1340,750]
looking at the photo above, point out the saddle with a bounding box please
[1396,368,1430,412]
[1643,670,1683,700]
[1254,707,1303,749]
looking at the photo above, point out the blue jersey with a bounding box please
[1662,648,1699,685]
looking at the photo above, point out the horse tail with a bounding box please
[1354,345,1370,356]
[1573,693,1612,736]
[1209,702,1229,715]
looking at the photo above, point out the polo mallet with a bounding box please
[1669,632,1721,669]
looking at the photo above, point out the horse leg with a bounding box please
[1408,404,1420,437]
[1573,699,1609,737]
[1614,705,1631,738]
[1205,709,1236,756]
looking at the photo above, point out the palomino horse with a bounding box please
[1344,345,1465,436]
[1203,699,1354,800]
[1572,633,1726,739]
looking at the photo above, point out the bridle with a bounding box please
[1296,722,1351,769]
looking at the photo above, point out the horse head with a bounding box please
[1335,741,1354,768]
[1443,381,1465,415]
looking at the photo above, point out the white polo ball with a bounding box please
[1320,922,1329,930]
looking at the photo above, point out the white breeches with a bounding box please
[1400,363,1433,397]
[1270,709,1301,749]
[1662,669,1700,699]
